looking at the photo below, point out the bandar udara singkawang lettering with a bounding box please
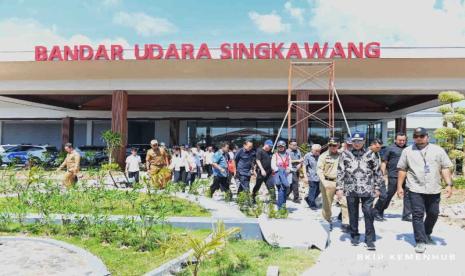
[35,42,381,61]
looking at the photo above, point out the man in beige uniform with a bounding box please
[317,137,349,231]
[57,143,81,188]
[146,139,170,188]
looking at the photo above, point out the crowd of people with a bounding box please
[57,127,454,254]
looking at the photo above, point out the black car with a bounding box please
[76,146,108,166]
[126,144,152,161]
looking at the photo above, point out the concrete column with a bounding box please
[169,118,180,146]
[296,91,309,145]
[395,117,407,135]
[381,120,388,144]
[0,121,3,145]
[86,120,93,145]
[61,117,74,149]
[111,90,128,168]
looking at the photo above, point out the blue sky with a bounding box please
[0,0,464,52]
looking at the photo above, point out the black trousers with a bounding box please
[237,174,251,194]
[286,171,300,200]
[347,196,376,243]
[252,173,275,200]
[205,164,213,177]
[127,171,140,183]
[409,191,440,244]
[374,177,412,218]
[210,175,229,194]
[179,167,188,184]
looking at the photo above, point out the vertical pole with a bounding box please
[395,117,407,134]
[296,91,309,145]
[111,90,128,168]
[86,120,93,145]
[169,118,180,146]
[0,121,3,145]
[61,117,74,149]
[287,63,292,142]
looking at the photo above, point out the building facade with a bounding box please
[0,53,464,163]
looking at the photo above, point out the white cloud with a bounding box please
[113,11,177,36]
[309,0,465,46]
[248,11,290,34]
[0,18,130,60]
[103,0,121,6]
[284,1,304,24]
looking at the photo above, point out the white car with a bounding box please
[1,145,58,165]
[0,144,17,154]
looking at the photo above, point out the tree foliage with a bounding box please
[435,91,465,175]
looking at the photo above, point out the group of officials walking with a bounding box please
[56,126,454,254]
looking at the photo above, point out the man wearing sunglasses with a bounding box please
[397,127,453,254]
[336,132,384,251]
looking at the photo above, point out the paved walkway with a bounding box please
[259,200,329,250]
[174,192,246,219]
[302,208,465,276]
[0,236,109,276]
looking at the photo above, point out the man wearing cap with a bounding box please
[57,143,81,188]
[397,127,453,254]
[286,140,303,203]
[252,140,275,203]
[271,140,291,209]
[336,132,384,250]
[342,135,353,151]
[317,137,349,231]
[146,139,170,187]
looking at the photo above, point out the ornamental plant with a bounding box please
[101,130,122,165]
[434,91,465,174]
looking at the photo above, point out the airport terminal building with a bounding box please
[0,43,464,161]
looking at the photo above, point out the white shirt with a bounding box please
[169,153,185,171]
[205,151,214,165]
[126,155,141,172]
[187,153,197,172]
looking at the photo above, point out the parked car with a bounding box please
[0,144,18,154]
[75,146,108,166]
[1,145,58,165]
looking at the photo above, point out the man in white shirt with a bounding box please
[125,148,141,185]
[204,146,214,177]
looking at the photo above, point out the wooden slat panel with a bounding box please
[61,117,74,149]
[111,90,128,168]
[296,91,309,144]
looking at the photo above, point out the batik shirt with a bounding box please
[336,148,385,197]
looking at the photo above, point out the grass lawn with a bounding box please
[180,239,320,276]
[0,191,210,217]
[57,228,211,275]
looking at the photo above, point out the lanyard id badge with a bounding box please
[419,146,430,174]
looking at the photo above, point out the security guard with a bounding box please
[57,143,81,188]
[317,137,349,231]
[146,139,170,188]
